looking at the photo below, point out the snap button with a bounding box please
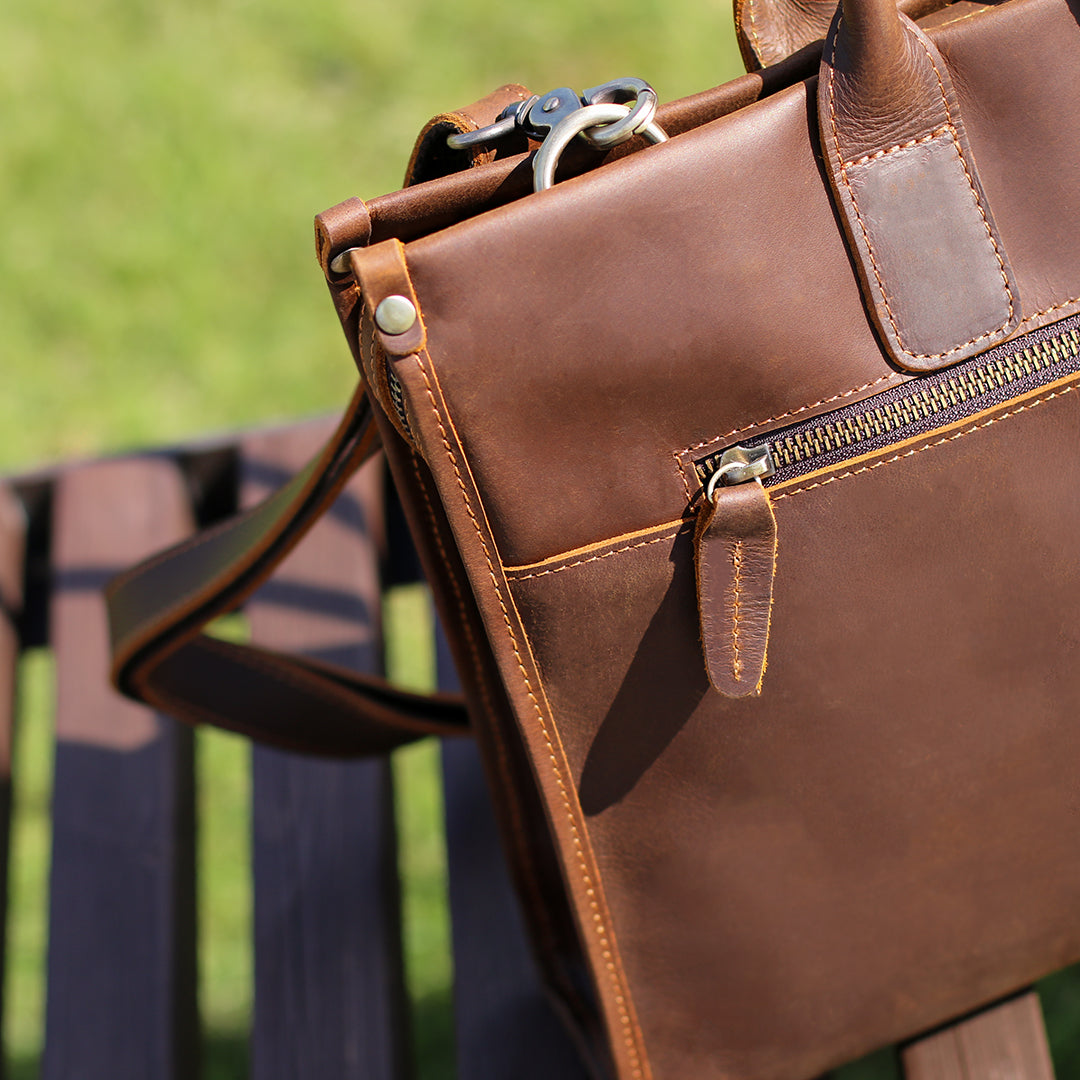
[374,295,417,335]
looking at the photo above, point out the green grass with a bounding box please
[385,584,455,1079]
[4,0,1080,1077]
[0,0,743,474]
[0,2,743,1069]
[6,652,53,1079]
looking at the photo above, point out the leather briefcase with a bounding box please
[108,0,1080,1075]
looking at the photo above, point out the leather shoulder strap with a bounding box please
[106,387,470,756]
[107,84,539,755]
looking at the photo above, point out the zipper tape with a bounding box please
[694,314,1080,490]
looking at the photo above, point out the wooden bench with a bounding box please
[0,417,1073,1079]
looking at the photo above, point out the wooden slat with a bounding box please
[43,459,198,1080]
[0,486,27,1079]
[903,992,1056,1080]
[242,425,408,1080]
[438,624,589,1080]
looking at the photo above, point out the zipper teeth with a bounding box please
[387,363,411,435]
[694,318,1080,488]
[769,327,1079,469]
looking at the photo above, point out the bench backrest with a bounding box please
[0,418,586,1080]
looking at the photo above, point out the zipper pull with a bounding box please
[695,446,778,698]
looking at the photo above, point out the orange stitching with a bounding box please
[411,454,519,835]
[673,372,900,496]
[410,452,573,970]
[1016,296,1080,333]
[932,4,990,29]
[746,0,764,63]
[410,351,647,1079]
[842,126,950,169]
[673,299,1080,500]
[773,383,1079,501]
[675,449,695,502]
[826,23,1013,362]
[731,540,744,681]
[678,373,898,458]
[508,529,683,581]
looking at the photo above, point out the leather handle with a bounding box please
[734,0,946,72]
[818,0,1020,372]
[106,386,471,756]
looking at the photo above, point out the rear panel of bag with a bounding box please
[358,0,1080,1076]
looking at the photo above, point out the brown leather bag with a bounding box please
[107,0,1080,1075]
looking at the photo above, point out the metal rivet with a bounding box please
[374,295,417,336]
[542,96,561,112]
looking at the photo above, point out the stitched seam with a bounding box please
[677,373,898,456]
[411,452,571,971]
[674,372,899,497]
[508,530,683,581]
[841,125,950,169]
[731,541,744,681]
[826,23,1014,362]
[674,298,1080,499]
[773,383,1079,500]
[411,351,646,1078]
[411,453,517,833]
[1016,295,1080,333]
[675,449,695,502]
[932,5,991,30]
[507,521,691,575]
[747,0,764,64]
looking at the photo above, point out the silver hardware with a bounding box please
[579,77,658,148]
[446,108,525,150]
[704,445,776,502]
[447,78,668,182]
[329,247,361,276]
[374,294,417,335]
[446,87,589,150]
[533,103,666,191]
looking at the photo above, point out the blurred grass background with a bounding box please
[2,0,1078,1076]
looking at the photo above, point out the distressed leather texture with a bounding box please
[403,82,533,185]
[734,0,960,69]
[353,0,1080,1076]
[818,7,1021,368]
[694,479,777,697]
[110,0,1080,1077]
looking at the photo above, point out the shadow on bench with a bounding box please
[0,417,1075,1079]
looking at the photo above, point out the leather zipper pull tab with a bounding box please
[694,471,778,698]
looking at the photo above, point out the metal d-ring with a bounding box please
[580,79,659,149]
[532,103,667,192]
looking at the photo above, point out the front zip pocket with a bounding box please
[691,312,1080,697]
[695,314,1080,496]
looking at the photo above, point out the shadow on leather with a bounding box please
[578,560,708,816]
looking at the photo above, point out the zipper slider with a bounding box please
[695,446,779,698]
[704,444,776,496]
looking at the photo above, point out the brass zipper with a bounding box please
[695,314,1080,493]
[690,311,1080,698]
